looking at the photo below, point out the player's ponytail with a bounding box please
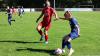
[45,0,50,7]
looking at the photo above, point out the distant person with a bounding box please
[6,6,15,25]
[36,1,58,44]
[59,11,80,56]
[18,6,22,17]
[11,6,16,15]
[21,6,24,14]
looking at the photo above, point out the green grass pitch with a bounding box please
[0,11,100,56]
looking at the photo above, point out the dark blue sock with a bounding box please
[66,41,71,49]
[62,40,66,49]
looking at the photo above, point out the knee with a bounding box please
[36,26,40,31]
[37,24,42,31]
[63,36,69,42]
[68,38,72,42]
[62,39,71,44]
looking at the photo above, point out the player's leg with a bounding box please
[62,35,68,53]
[36,22,44,41]
[62,35,71,51]
[18,12,22,17]
[18,12,20,16]
[44,24,51,44]
[8,16,11,25]
[68,32,79,56]
[20,12,22,17]
[44,29,48,44]
[11,18,15,21]
[62,35,74,56]
[62,35,67,49]
[67,38,74,56]
[22,10,24,14]
[67,33,76,56]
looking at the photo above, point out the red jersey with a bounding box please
[12,8,16,14]
[42,7,54,25]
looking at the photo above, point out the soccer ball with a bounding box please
[54,48,63,55]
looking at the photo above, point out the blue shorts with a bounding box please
[8,16,12,20]
[8,14,12,19]
[68,31,78,40]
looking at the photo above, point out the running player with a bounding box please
[36,0,58,44]
[21,6,24,14]
[18,6,23,17]
[6,6,15,25]
[11,6,16,15]
[60,11,80,56]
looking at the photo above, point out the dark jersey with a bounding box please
[7,9,12,17]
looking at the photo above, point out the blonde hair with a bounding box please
[45,0,50,7]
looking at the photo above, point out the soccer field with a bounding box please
[0,11,100,56]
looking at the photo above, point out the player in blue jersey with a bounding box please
[59,11,80,56]
[18,6,24,17]
[6,6,15,25]
[21,6,24,14]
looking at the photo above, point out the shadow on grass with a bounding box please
[0,40,43,44]
[16,48,55,55]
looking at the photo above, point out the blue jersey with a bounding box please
[69,17,80,39]
[69,17,79,32]
[18,8,22,13]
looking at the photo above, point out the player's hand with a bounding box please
[78,34,80,37]
[36,19,39,23]
[54,19,58,21]
[54,17,59,21]
[36,20,38,23]
[5,13,7,14]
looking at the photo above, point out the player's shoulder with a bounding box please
[72,17,77,21]
[49,7,55,12]
[71,17,79,24]
[49,7,54,10]
[70,17,77,22]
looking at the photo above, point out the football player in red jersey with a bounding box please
[36,0,58,44]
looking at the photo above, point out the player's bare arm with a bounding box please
[36,12,43,23]
[59,17,66,20]
[53,10,59,20]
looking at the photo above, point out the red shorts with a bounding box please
[38,21,51,31]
